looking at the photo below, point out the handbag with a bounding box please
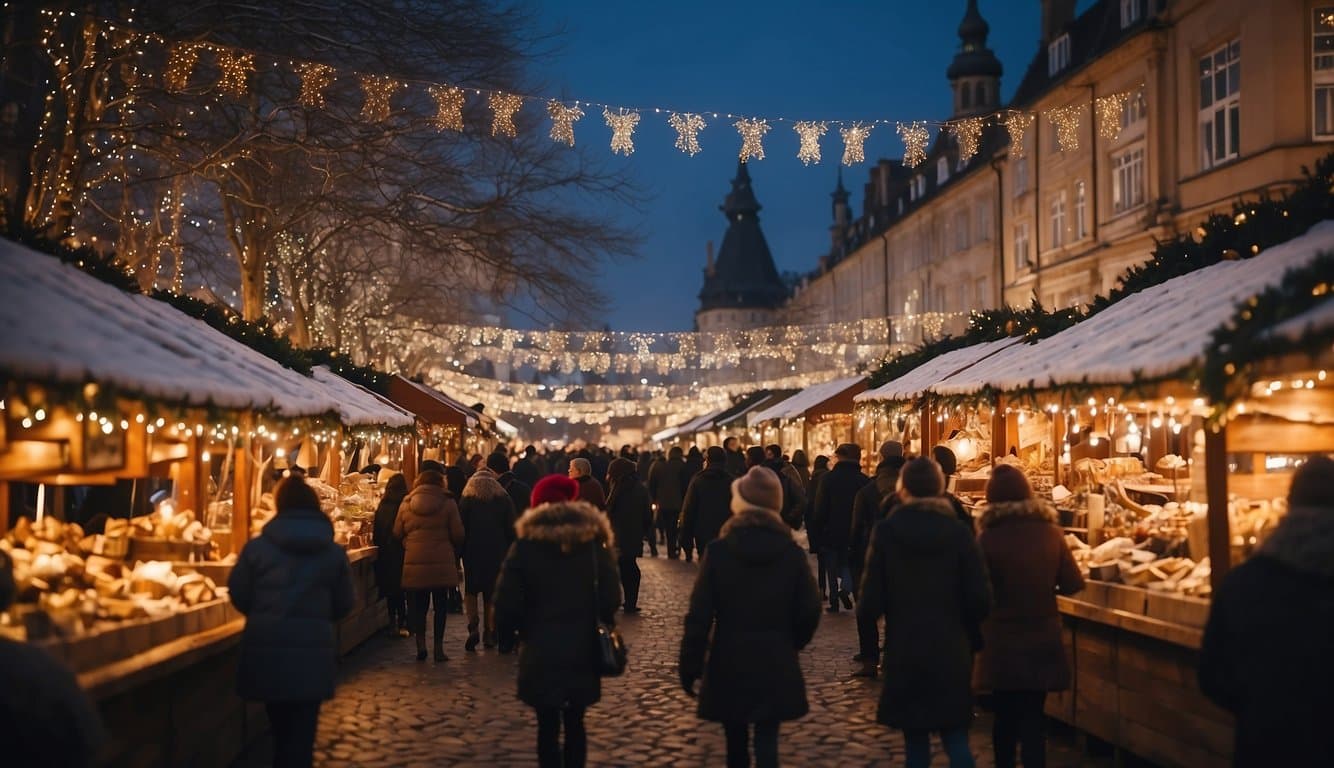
[590,542,628,676]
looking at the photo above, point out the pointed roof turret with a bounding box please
[721,160,761,220]
[947,0,1002,80]
[698,162,787,312]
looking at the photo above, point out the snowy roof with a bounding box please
[856,338,1022,404]
[1262,297,1334,344]
[652,406,728,442]
[387,376,479,428]
[0,240,337,417]
[748,376,865,425]
[932,221,1334,396]
[715,389,799,428]
[310,367,414,428]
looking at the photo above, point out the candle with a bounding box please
[35,483,45,523]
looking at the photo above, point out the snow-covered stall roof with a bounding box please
[715,389,799,429]
[856,338,1022,404]
[310,367,414,428]
[1261,297,1334,343]
[932,221,1334,396]
[0,240,337,416]
[748,376,865,425]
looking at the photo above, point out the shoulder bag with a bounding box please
[590,542,628,676]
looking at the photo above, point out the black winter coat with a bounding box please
[678,465,734,555]
[851,459,903,588]
[857,498,990,730]
[606,474,653,558]
[648,456,688,511]
[372,486,407,595]
[494,501,622,710]
[459,473,517,595]
[1199,504,1334,767]
[811,460,870,551]
[497,471,532,519]
[680,507,821,723]
[0,638,103,768]
[230,508,355,702]
[512,457,541,488]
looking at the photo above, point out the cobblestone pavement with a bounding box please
[234,555,1114,767]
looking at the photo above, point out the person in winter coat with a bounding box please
[459,468,517,652]
[684,445,704,481]
[648,446,689,559]
[394,470,466,662]
[974,465,1084,768]
[678,446,735,560]
[811,443,870,613]
[804,454,832,593]
[488,452,533,524]
[372,473,410,637]
[849,441,907,675]
[1200,455,1334,768]
[230,477,355,768]
[493,475,622,768]
[858,458,990,768]
[605,457,653,612]
[513,446,542,488]
[765,444,807,529]
[0,549,104,768]
[680,466,821,768]
[568,458,606,510]
[790,449,811,490]
[932,445,974,527]
[723,436,747,478]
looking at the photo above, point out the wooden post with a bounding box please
[801,420,809,455]
[922,401,936,456]
[0,480,9,533]
[402,432,418,488]
[991,400,1007,467]
[177,434,203,516]
[232,415,253,555]
[1205,425,1231,590]
[1052,409,1067,487]
[330,426,343,481]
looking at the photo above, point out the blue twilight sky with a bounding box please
[532,0,1076,332]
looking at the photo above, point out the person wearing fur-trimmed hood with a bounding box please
[459,468,517,652]
[493,475,621,768]
[679,466,822,768]
[1200,455,1334,768]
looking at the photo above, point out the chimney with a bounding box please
[705,240,715,277]
[1040,0,1075,44]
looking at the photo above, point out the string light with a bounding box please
[604,108,640,156]
[489,92,523,137]
[735,118,770,161]
[429,85,465,132]
[215,49,253,97]
[1002,112,1034,159]
[1095,92,1128,141]
[793,121,827,166]
[896,121,929,168]
[296,62,334,108]
[164,41,202,92]
[949,116,985,164]
[546,101,584,147]
[668,112,706,156]
[1048,104,1083,152]
[359,75,400,122]
[839,123,873,166]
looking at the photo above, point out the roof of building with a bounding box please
[310,366,415,428]
[698,162,789,313]
[1009,0,1157,109]
[946,0,1003,81]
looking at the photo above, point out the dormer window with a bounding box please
[1120,0,1142,28]
[937,157,950,185]
[1048,34,1071,76]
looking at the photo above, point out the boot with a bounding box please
[483,629,496,649]
[434,641,448,663]
[415,635,428,662]
[851,661,878,678]
[465,620,480,652]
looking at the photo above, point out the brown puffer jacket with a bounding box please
[394,482,465,589]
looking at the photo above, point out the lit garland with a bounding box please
[359,75,400,122]
[489,92,524,137]
[547,101,584,146]
[1095,92,1128,141]
[296,62,334,108]
[669,112,706,156]
[793,121,827,165]
[215,49,254,98]
[949,116,985,164]
[837,123,870,166]
[896,121,929,168]
[604,108,640,156]
[1002,111,1034,159]
[735,118,769,161]
[164,41,202,92]
[429,85,465,132]
[1048,104,1083,152]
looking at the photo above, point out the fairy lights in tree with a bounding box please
[296,62,334,108]
[896,122,929,168]
[547,101,584,147]
[735,118,770,161]
[489,92,523,137]
[793,121,827,165]
[165,42,203,92]
[604,108,641,156]
[429,85,465,132]
[359,75,400,122]
[669,112,706,156]
[215,49,254,98]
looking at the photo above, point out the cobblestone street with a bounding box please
[235,555,1109,767]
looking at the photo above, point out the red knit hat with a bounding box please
[531,474,579,508]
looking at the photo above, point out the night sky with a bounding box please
[533,1,1076,332]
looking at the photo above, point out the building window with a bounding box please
[975,200,991,241]
[1014,222,1031,272]
[1199,39,1240,169]
[1013,156,1029,196]
[1048,34,1071,76]
[937,157,950,185]
[954,210,970,252]
[897,198,905,214]
[975,276,989,306]
[1113,146,1146,213]
[1049,191,1067,249]
[915,175,926,198]
[961,82,972,110]
[1120,90,1147,131]
[1314,8,1334,137]
[933,286,947,312]
[976,82,987,106]
[1120,0,1141,28]
[1075,180,1088,239]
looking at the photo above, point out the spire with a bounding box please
[720,160,761,221]
[946,0,1002,117]
[831,167,850,227]
[958,0,989,50]
[697,163,787,313]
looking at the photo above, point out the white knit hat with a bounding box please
[730,466,783,515]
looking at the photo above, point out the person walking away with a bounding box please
[512,445,542,488]
[680,466,821,768]
[764,444,807,530]
[790,450,811,490]
[648,446,688,559]
[569,458,607,510]
[804,454,832,597]
[932,445,974,527]
[1199,455,1334,767]
[459,468,517,651]
[372,473,410,637]
[849,441,906,675]
[857,458,990,768]
[974,465,1084,768]
[636,448,654,486]
[723,436,747,478]
[605,457,653,612]
[394,470,466,662]
[230,477,355,768]
[488,452,533,524]
[811,444,870,613]
[494,475,622,768]
[684,446,704,481]
[678,446,734,561]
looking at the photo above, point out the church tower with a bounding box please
[946,0,1002,118]
[695,162,789,333]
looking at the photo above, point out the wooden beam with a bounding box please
[176,434,203,516]
[231,415,253,555]
[991,400,1007,466]
[0,481,9,534]
[1052,409,1067,487]
[329,426,343,481]
[1204,425,1230,590]
[402,433,417,488]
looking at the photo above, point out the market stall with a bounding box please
[747,376,866,462]
[384,375,491,476]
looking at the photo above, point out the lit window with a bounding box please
[1199,39,1241,169]
[1049,191,1067,248]
[1013,156,1029,196]
[1120,0,1141,28]
[1314,9,1334,137]
[1112,146,1146,213]
[1048,34,1071,76]
[1075,180,1088,239]
[1014,222,1031,272]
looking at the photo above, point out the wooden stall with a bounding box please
[747,376,867,464]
